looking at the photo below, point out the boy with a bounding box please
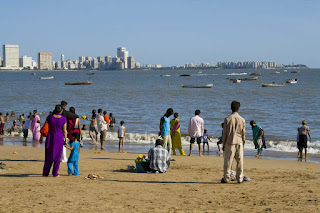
[118,121,125,152]
[202,129,209,152]
[65,132,80,176]
[22,116,32,141]
[217,123,224,153]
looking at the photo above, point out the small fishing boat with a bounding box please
[291,70,300,73]
[198,70,203,74]
[65,81,92,85]
[228,76,258,81]
[180,74,191,77]
[31,73,36,76]
[249,73,263,76]
[271,71,280,74]
[161,74,171,77]
[182,84,213,88]
[262,83,285,87]
[39,76,54,80]
[233,79,241,83]
[286,79,298,84]
[283,70,288,72]
[86,72,95,75]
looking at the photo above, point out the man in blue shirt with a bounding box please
[159,108,174,159]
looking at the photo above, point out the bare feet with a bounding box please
[101,147,106,150]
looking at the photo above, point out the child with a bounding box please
[22,116,32,141]
[65,132,80,175]
[202,129,209,152]
[118,121,125,152]
[217,123,224,153]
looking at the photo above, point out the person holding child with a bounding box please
[65,132,80,175]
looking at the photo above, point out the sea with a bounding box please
[0,68,319,162]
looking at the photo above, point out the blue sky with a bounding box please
[1,0,319,67]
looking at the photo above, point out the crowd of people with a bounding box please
[0,100,313,178]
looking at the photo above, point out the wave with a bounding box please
[223,72,248,76]
[5,130,320,154]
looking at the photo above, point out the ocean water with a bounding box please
[0,68,319,161]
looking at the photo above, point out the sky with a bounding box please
[0,0,319,67]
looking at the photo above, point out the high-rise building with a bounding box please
[97,56,104,63]
[105,56,112,63]
[38,53,53,70]
[3,44,19,69]
[79,56,85,63]
[0,56,2,67]
[127,56,135,69]
[55,61,61,69]
[19,55,33,68]
[117,47,128,69]
[93,58,99,69]
[61,54,65,62]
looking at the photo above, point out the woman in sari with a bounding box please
[170,113,185,156]
[31,110,41,142]
[43,105,67,177]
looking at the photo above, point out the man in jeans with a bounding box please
[159,108,174,159]
[97,109,108,150]
[221,101,246,184]
[188,110,204,156]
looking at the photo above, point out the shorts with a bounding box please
[298,135,307,149]
[190,137,202,144]
[90,126,98,134]
[23,129,28,138]
[118,137,123,139]
[217,138,222,145]
[203,141,208,145]
[100,129,107,141]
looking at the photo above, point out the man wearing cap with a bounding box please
[221,101,245,184]
[249,120,264,158]
[297,120,311,160]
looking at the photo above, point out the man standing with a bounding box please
[297,120,311,160]
[97,109,108,150]
[159,108,174,159]
[188,110,204,156]
[221,101,245,183]
[0,113,5,135]
[249,120,264,158]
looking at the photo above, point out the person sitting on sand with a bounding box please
[297,120,311,160]
[141,139,170,173]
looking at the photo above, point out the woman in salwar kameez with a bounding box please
[170,113,185,156]
[31,110,41,142]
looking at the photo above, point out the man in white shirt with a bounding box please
[97,109,108,150]
[188,110,204,156]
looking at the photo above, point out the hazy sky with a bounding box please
[1,0,319,67]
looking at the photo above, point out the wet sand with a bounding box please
[0,145,319,212]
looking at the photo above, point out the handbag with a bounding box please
[40,122,49,137]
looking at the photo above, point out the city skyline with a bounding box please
[0,1,320,67]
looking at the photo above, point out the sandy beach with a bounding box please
[0,145,319,212]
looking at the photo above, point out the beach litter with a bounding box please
[13,151,18,154]
[84,174,104,180]
[0,162,10,172]
[307,168,312,170]
[94,152,101,154]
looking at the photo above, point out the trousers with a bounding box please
[223,144,243,182]
[67,161,79,175]
[162,135,172,159]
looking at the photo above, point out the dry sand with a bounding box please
[0,145,319,212]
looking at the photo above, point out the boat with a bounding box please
[249,73,263,76]
[182,84,213,88]
[86,72,95,75]
[198,70,203,74]
[161,74,171,77]
[283,70,288,72]
[233,79,241,83]
[291,70,300,73]
[262,83,285,87]
[286,79,298,84]
[271,71,280,74]
[31,73,36,76]
[39,76,54,80]
[227,76,258,81]
[65,81,92,85]
[180,74,191,77]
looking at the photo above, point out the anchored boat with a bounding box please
[65,81,92,85]
[262,83,285,87]
[39,76,54,80]
[182,84,213,88]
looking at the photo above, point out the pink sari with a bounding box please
[31,115,40,142]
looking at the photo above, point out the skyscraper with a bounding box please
[38,53,53,70]
[127,56,135,69]
[117,47,128,69]
[0,56,2,67]
[61,54,65,62]
[19,55,33,68]
[3,44,19,69]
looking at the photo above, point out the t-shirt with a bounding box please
[203,133,208,142]
[118,126,125,137]
[23,120,32,130]
[104,115,110,123]
[161,116,170,136]
[68,141,80,162]
[252,125,262,143]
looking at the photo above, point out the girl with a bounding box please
[65,132,80,175]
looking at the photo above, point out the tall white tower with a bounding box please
[3,44,19,69]
[117,47,128,69]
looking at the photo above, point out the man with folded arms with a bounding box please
[221,101,245,184]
